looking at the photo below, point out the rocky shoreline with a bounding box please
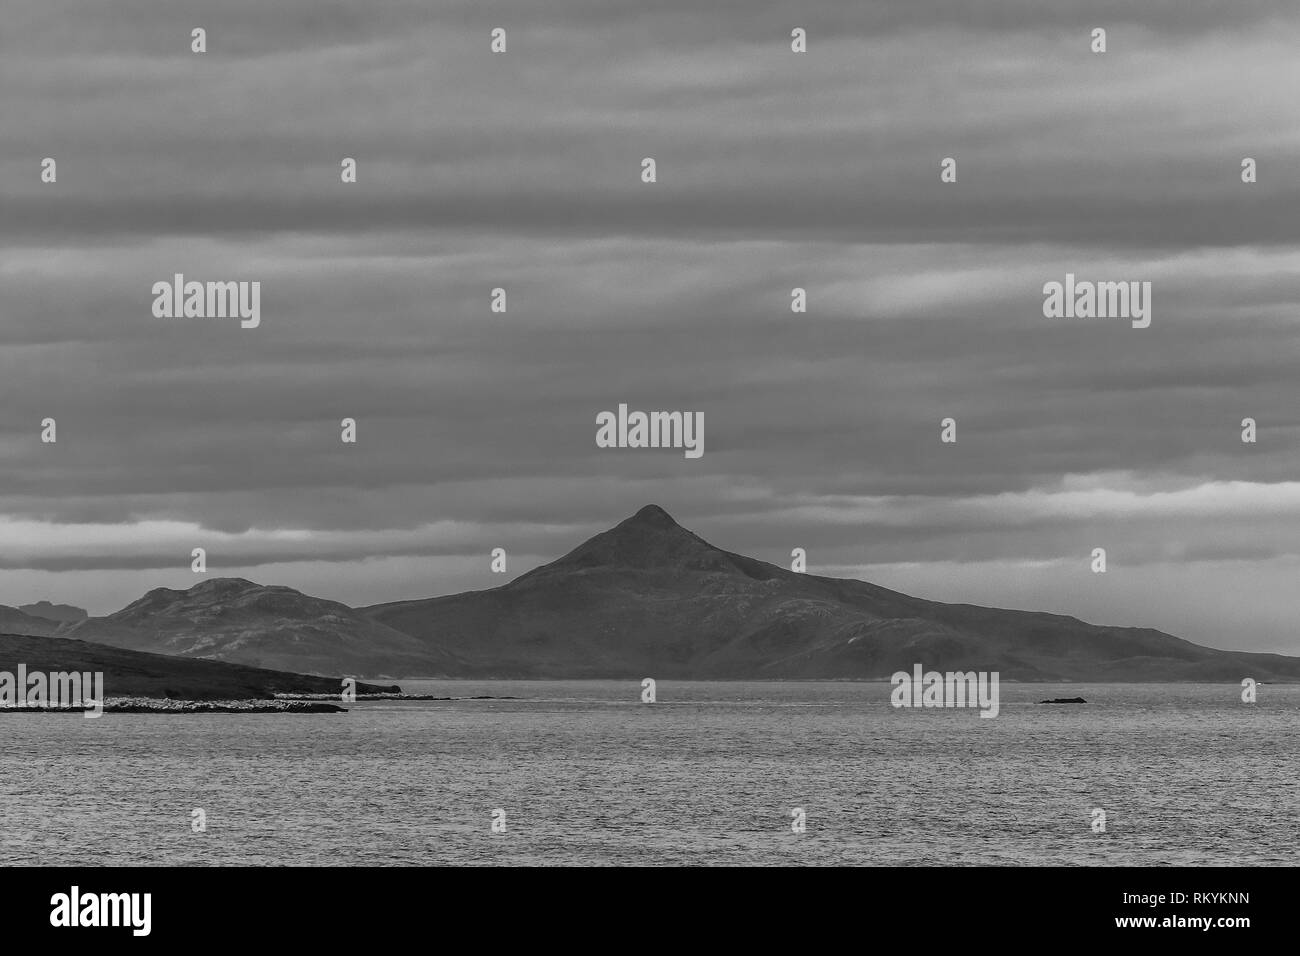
[0,698,346,714]
[274,692,520,701]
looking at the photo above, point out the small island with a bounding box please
[1,698,347,714]
[0,632,397,713]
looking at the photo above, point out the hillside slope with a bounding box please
[364,505,1300,681]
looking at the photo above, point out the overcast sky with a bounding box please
[2,1,1299,653]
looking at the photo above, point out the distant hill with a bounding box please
[47,505,1300,681]
[0,633,397,700]
[362,504,1300,681]
[60,578,463,677]
[0,606,61,637]
[18,601,88,623]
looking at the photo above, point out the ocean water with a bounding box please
[1,681,1296,866]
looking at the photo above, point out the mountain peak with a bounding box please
[624,504,680,529]
[17,600,88,623]
[111,577,266,618]
[517,504,713,578]
[188,577,262,594]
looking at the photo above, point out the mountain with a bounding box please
[0,606,61,637]
[363,504,1300,681]
[18,601,88,623]
[47,506,1300,680]
[60,578,462,677]
[0,632,396,699]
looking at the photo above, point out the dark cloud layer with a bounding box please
[1,1,1298,652]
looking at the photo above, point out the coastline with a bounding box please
[0,698,346,714]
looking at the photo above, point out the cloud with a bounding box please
[1,1,1298,653]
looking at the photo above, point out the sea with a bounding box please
[2,681,1295,866]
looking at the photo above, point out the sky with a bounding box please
[2,1,1299,653]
